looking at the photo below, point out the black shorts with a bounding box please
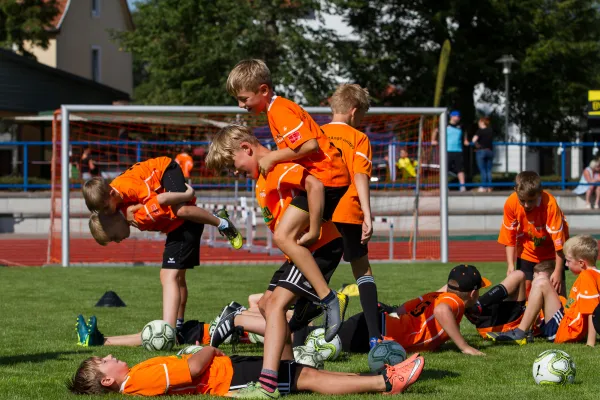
[448,152,464,174]
[335,222,368,262]
[267,238,343,302]
[162,221,204,269]
[229,356,299,394]
[335,311,383,354]
[516,258,566,281]
[290,186,348,221]
[162,161,187,192]
[476,301,525,330]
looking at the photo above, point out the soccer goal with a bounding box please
[47,105,449,266]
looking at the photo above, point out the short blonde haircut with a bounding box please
[89,214,111,246]
[83,177,111,212]
[89,212,129,246]
[66,357,108,395]
[515,171,542,197]
[564,235,598,265]
[205,125,260,172]
[329,84,370,114]
[534,260,555,275]
[226,59,272,96]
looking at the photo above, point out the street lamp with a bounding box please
[496,54,518,175]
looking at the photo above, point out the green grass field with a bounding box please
[1,263,598,400]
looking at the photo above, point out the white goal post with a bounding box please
[58,105,449,266]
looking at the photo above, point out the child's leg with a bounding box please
[177,270,187,329]
[104,333,142,346]
[479,270,526,308]
[595,186,600,207]
[160,268,181,328]
[518,275,563,332]
[248,293,264,310]
[295,366,386,394]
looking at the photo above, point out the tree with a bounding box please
[329,0,600,140]
[0,0,60,58]
[115,0,341,105]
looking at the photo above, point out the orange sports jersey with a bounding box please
[121,354,233,396]
[175,153,194,178]
[554,268,600,343]
[266,96,350,187]
[498,191,569,264]
[110,157,173,206]
[255,162,340,253]
[384,292,465,352]
[321,122,372,224]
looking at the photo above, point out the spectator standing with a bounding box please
[471,117,495,193]
[432,110,469,192]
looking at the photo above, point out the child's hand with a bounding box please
[126,204,143,228]
[361,219,373,244]
[506,263,515,276]
[258,154,276,176]
[297,229,319,247]
[462,346,485,356]
[550,270,563,294]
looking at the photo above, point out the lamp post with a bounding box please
[496,54,518,175]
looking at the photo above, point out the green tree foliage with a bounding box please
[115,0,341,106]
[0,0,59,58]
[330,0,600,139]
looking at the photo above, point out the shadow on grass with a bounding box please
[419,368,460,381]
[0,350,92,366]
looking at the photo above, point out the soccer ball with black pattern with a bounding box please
[141,320,177,351]
[304,328,342,361]
[532,350,576,385]
[368,340,407,372]
[293,345,325,369]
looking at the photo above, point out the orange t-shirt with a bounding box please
[498,191,569,263]
[110,157,173,206]
[267,96,350,187]
[120,354,233,396]
[322,122,372,224]
[255,162,340,254]
[175,153,194,178]
[384,292,465,352]
[554,268,600,343]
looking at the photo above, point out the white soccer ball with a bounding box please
[248,332,264,344]
[532,350,576,385]
[293,345,325,369]
[368,340,407,372]
[177,345,203,355]
[304,328,342,361]
[141,320,176,351]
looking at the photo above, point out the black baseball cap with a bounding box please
[593,304,600,335]
[447,265,491,292]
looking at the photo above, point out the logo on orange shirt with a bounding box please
[527,227,547,247]
[261,206,274,223]
[288,131,302,144]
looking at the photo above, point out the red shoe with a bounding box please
[383,356,424,395]
[400,352,420,365]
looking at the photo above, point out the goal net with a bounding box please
[48,106,448,266]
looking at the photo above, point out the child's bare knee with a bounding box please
[532,275,550,289]
[511,270,526,281]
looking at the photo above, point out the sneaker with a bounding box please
[383,355,425,395]
[322,291,348,342]
[233,382,280,399]
[86,316,105,346]
[75,315,89,346]
[215,209,243,250]
[288,298,323,332]
[210,306,238,347]
[229,301,247,313]
[486,329,528,345]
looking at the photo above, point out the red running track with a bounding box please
[0,238,506,266]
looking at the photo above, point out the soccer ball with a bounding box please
[532,350,576,385]
[177,345,203,356]
[293,345,325,369]
[368,340,407,372]
[248,332,264,344]
[141,320,177,351]
[304,328,342,361]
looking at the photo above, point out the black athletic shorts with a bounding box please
[229,356,299,394]
[162,160,188,193]
[476,301,526,331]
[335,222,368,262]
[267,238,343,303]
[516,258,566,281]
[162,221,204,269]
[448,152,464,174]
[331,311,382,354]
[290,185,348,221]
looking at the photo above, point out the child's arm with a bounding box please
[296,174,325,247]
[499,198,518,276]
[157,184,195,205]
[552,250,565,294]
[586,314,597,347]
[187,346,226,378]
[259,140,319,176]
[354,173,373,244]
[505,246,516,276]
[433,303,485,356]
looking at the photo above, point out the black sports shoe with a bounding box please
[229,301,246,313]
[288,298,323,332]
[210,306,238,347]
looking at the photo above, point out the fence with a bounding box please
[1,140,598,192]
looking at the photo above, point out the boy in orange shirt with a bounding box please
[67,346,424,396]
[489,235,599,345]
[320,83,383,349]
[498,171,569,295]
[227,59,350,341]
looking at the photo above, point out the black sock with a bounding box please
[380,369,393,392]
[478,284,508,308]
[357,275,381,338]
[320,290,335,304]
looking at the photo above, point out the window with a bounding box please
[92,0,101,17]
[91,46,101,82]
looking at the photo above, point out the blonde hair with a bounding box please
[89,212,128,246]
[83,177,111,212]
[534,260,555,275]
[564,235,598,265]
[205,125,260,171]
[226,59,272,96]
[329,84,370,114]
[66,357,108,395]
[589,158,599,169]
[515,171,542,197]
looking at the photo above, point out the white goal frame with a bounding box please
[58,105,449,266]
